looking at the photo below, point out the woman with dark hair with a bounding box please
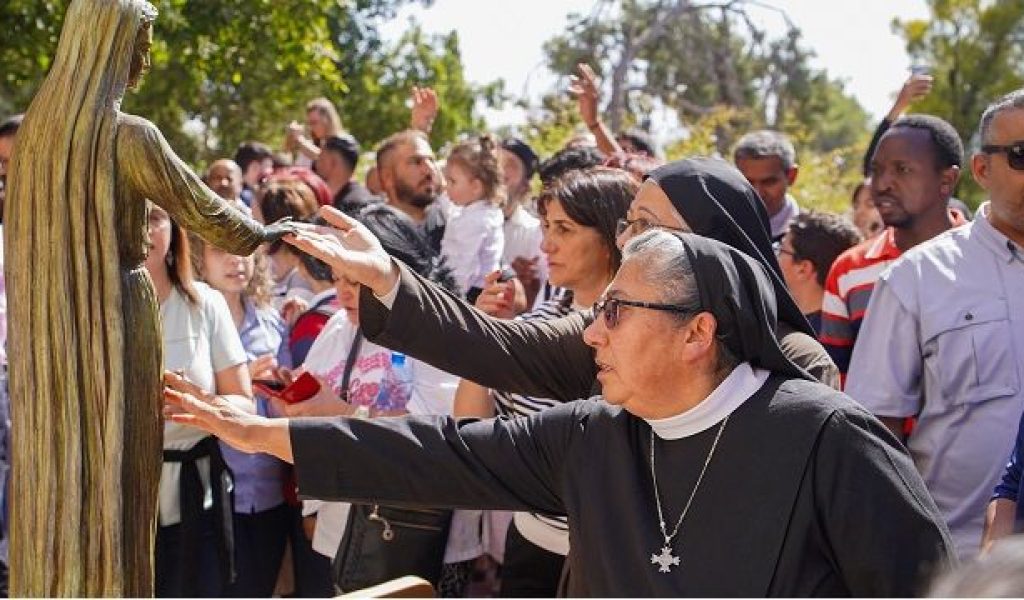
[455,167,636,595]
[144,205,255,597]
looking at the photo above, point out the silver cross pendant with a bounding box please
[650,545,681,573]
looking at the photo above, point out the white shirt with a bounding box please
[303,311,479,563]
[441,200,504,296]
[847,203,1024,560]
[159,283,248,526]
[502,205,548,284]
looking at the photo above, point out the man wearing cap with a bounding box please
[500,138,547,309]
[317,134,378,216]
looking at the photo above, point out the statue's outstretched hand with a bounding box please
[284,206,399,297]
[262,217,299,244]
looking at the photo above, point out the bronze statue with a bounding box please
[4,0,293,595]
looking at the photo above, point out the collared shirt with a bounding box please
[219,298,288,514]
[846,203,1024,560]
[769,194,800,242]
[646,362,770,440]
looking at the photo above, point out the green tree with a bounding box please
[334,23,505,152]
[541,0,868,154]
[1,0,349,163]
[0,0,500,165]
[895,0,1024,204]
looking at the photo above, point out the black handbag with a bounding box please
[328,328,452,592]
[331,503,452,592]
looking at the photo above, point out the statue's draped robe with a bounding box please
[8,101,263,598]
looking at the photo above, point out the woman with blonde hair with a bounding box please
[287,97,343,166]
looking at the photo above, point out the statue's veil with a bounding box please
[4,0,157,595]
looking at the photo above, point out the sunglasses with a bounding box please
[592,296,696,329]
[615,217,690,238]
[981,141,1024,171]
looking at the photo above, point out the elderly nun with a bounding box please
[164,230,954,597]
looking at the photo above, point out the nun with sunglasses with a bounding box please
[164,230,954,596]
[279,158,838,408]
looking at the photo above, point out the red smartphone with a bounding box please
[253,372,321,404]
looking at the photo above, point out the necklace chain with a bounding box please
[649,416,729,547]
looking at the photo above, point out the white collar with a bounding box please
[645,362,770,440]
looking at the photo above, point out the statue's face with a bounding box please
[127,22,153,90]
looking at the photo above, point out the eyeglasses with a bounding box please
[981,141,1024,171]
[592,296,696,329]
[772,241,795,259]
[615,217,689,238]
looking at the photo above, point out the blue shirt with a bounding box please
[219,298,289,514]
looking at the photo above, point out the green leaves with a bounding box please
[0,0,492,166]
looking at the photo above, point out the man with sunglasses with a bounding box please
[847,89,1024,562]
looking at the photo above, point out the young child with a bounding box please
[441,134,506,300]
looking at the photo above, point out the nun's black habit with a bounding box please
[294,234,954,596]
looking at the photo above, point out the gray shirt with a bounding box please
[847,203,1024,560]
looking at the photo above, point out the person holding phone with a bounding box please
[188,233,291,597]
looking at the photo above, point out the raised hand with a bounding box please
[284,205,399,297]
[410,86,439,133]
[890,73,933,118]
[569,63,601,127]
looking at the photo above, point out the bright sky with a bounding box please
[380,0,933,132]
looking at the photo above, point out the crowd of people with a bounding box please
[2,52,1024,596]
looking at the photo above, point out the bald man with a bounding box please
[205,158,245,209]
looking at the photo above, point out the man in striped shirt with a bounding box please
[820,115,966,384]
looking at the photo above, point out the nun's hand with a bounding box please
[284,206,399,297]
[163,370,264,454]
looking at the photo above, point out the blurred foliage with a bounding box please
[542,0,870,155]
[894,0,1024,206]
[0,0,502,166]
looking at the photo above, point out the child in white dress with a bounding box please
[440,134,505,299]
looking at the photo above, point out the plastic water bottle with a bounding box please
[378,352,413,409]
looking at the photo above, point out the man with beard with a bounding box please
[819,115,966,383]
[375,129,445,251]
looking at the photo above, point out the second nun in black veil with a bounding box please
[166,230,954,597]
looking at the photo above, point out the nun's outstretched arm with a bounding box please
[163,371,294,462]
[359,260,598,402]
